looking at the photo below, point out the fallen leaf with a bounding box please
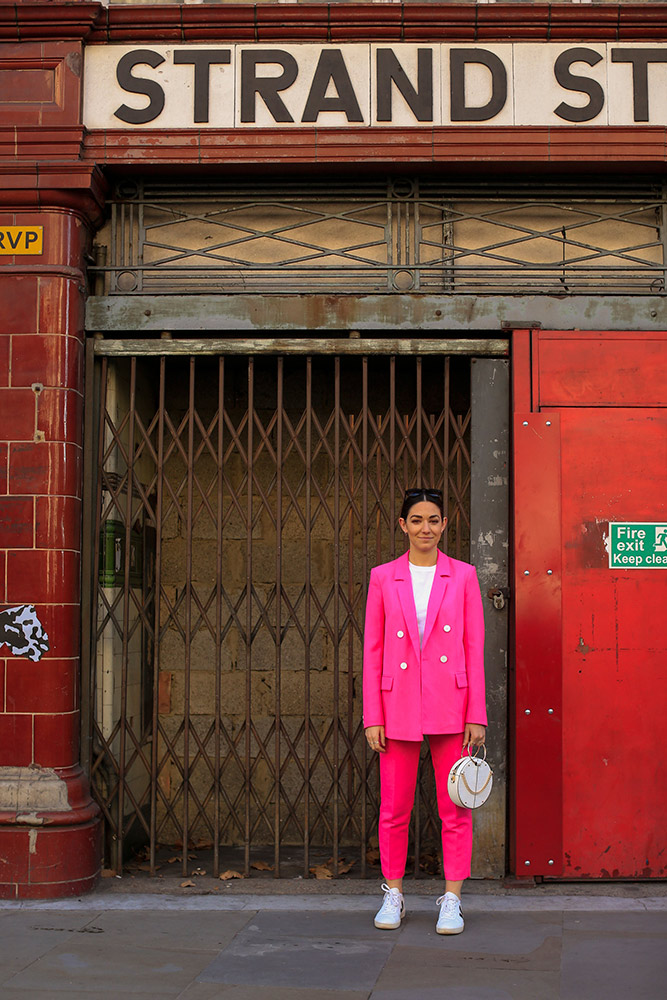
[192,868,206,876]
[167,856,181,864]
[180,880,196,888]
[187,853,198,860]
[250,860,274,871]
[101,869,116,878]
[135,863,153,872]
[325,856,355,875]
[195,839,213,849]
[366,848,380,865]
[219,870,245,880]
[309,865,333,879]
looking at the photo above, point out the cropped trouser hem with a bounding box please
[378,733,472,882]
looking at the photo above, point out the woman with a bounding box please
[363,487,487,934]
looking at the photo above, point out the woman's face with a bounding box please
[399,501,447,557]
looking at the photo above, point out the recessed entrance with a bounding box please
[83,339,509,879]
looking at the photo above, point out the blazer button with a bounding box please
[443,624,451,632]
[397,630,404,638]
[400,662,408,670]
[440,655,448,663]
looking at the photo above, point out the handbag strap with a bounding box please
[461,768,492,797]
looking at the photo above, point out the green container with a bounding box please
[99,519,143,587]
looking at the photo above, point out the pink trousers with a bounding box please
[378,734,472,881]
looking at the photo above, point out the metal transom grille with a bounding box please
[92,179,667,296]
[88,347,472,877]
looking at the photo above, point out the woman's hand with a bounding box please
[365,725,386,753]
[463,723,486,749]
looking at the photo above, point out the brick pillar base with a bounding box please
[1,177,105,898]
[0,767,101,898]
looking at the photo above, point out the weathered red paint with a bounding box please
[0,196,103,898]
[5,6,667,170]
[559,405,667,878]
[79,126,667,169]
[512,412,563,877]
[512,331,667,878]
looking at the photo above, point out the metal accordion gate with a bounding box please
[83,338,488,879]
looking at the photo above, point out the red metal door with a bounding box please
[513,331,667,879]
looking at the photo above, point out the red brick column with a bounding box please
[0,175,105,898]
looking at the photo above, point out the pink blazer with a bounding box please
[363,550,487,741]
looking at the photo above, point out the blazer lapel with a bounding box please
[394,553,421,659]
[421,550,451,649]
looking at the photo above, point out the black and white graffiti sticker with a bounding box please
[0,605,50,662]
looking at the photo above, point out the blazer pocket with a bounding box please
[381,676,394,691]
[455,672,468,688]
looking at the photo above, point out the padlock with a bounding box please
[486,587,508,611]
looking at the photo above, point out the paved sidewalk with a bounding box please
[1,889,665,999]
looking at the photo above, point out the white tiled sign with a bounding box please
[83,43,667,129]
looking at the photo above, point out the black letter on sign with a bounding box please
[302,50,364,123]
[173,50,231,124]
[450,49,507,122]
[554,48,604,123]
[611,48,667,122]
[115,49,166,125]
[241,50,298,123]
[376,49,433,122]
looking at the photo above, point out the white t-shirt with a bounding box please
[409,562,436,646]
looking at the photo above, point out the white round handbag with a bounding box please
[447,745,493,809]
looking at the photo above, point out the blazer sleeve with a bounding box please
[362,567,385,729]
[463,564,488,726]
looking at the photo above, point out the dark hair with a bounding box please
[399,488,445,520]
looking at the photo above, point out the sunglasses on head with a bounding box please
[404,488,443,501]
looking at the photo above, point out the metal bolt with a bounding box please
[525,709,531,715]
[547,569,553,575]
[548,708,554,715]
[524,860,531,866]
[546,420,552,426]
[548,859,554,865]
[522,421,528,426]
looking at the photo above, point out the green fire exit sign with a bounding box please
[608,522,667,569]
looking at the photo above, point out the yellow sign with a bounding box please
[0,227,43,255]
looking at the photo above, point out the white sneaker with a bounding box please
[374,883,405,929]
[435,891,464,934]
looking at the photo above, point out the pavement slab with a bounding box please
[398,909,563,954]
[0,891,664,998]
[198,910,394,991]
[82,909,255,954]
[372,960,561,1000]
[370,989,520,1000]
[3,937,221,996]
[0,993,169,1000]
[179,987,370,1000]
[562,909,667,932]
[0,912,100,984]
[560,928,667,1000]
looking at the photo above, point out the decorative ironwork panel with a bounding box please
[87,349,472,877]
[92,179,667,296]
